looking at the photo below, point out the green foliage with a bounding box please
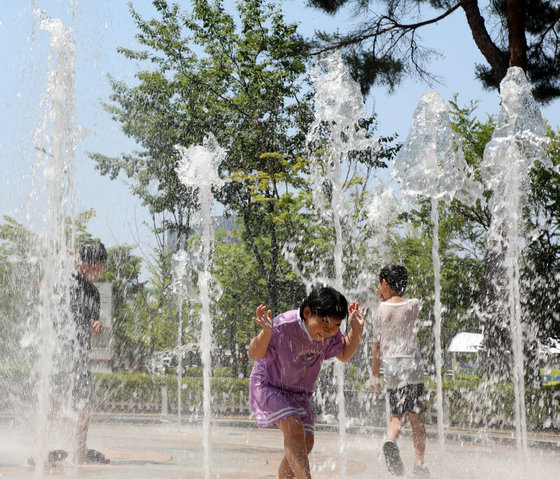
[97,243,183,372]
[391,227,484,366]
[225,149,311,314]
[424,378,560,430]
[92,371,250,414]
[477,0,560,102]
[280,119,394,295]
[523,126,560,342]
[393,101,560,385]
[88,0,559,389]
[0,217,41,338]
[90,372,560,430]
[92,0,316,317]
[68,209,98,248]
[391,100,491,357]
[143,247,178,354]
[212,224,306,376]
[99,244,147,368]
[0,217,41,403]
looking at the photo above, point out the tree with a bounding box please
[439,101,558,383]
[99,245,146,369]
[93,0,315,315]
[381,95,560,387]
[522,126,560,377]
[212,226,306,377]
[444,99,514,381]
[307,0,560,102]
[142,247,178,364]
[0,217,41,362]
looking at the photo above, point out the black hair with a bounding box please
[379,264,408,294]
[79,240,107,265]
[299,286,348,321]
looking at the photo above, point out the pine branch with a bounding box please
[310,3,461,55]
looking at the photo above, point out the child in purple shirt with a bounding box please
[249,286,364,479]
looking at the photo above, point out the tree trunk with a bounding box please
[461,0,509,87]
[242,207,279,315]
[507,0,527,69]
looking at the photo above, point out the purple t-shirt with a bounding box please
[250,309,345,397]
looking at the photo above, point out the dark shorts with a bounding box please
[388,383,424,416]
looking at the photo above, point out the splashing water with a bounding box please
[394,92,482,204]
[305,51,380,475]
[171,249,191,418]
[394,91,482,447]
[5,3,560,478]
[480,67,550,453]
[367,184,400,260]
[175,133,226,479]
[26,12,80,474]
[305,50,380,290]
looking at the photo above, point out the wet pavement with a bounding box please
[1,416,559,478]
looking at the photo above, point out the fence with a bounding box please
[92,378,388,426]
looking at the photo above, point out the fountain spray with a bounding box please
[480,67,550,454]
[28,11,80,474]
[175,133,226,479]
[394,91,482,447]
[306,51,379,475]
[171,249,190,418]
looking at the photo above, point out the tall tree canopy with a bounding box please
[92,0,314,314]
[307,0,560,103]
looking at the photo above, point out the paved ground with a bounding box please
[1,416,559,478]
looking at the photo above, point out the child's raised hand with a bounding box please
[348,301,365,337]
[91,319,103,336]
[248,305,273,360]
[252,304,273,334]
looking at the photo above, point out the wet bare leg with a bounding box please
[277,416,314,479]
[409,412,426,467]
[277,432,314,479]
[278,457,296,479]
[386,414,404,442]
[74,404,91,459]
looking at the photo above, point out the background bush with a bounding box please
[90,371,560,431]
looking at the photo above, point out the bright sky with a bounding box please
[2,1,559,280]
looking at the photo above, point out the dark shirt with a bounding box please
[51,272,100,403]
[70,272,100,354]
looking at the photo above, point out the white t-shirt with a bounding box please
[373,299,424,388]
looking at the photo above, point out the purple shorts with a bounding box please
[249,377,315,435]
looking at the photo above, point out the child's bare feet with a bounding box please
[413,464,430,477]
